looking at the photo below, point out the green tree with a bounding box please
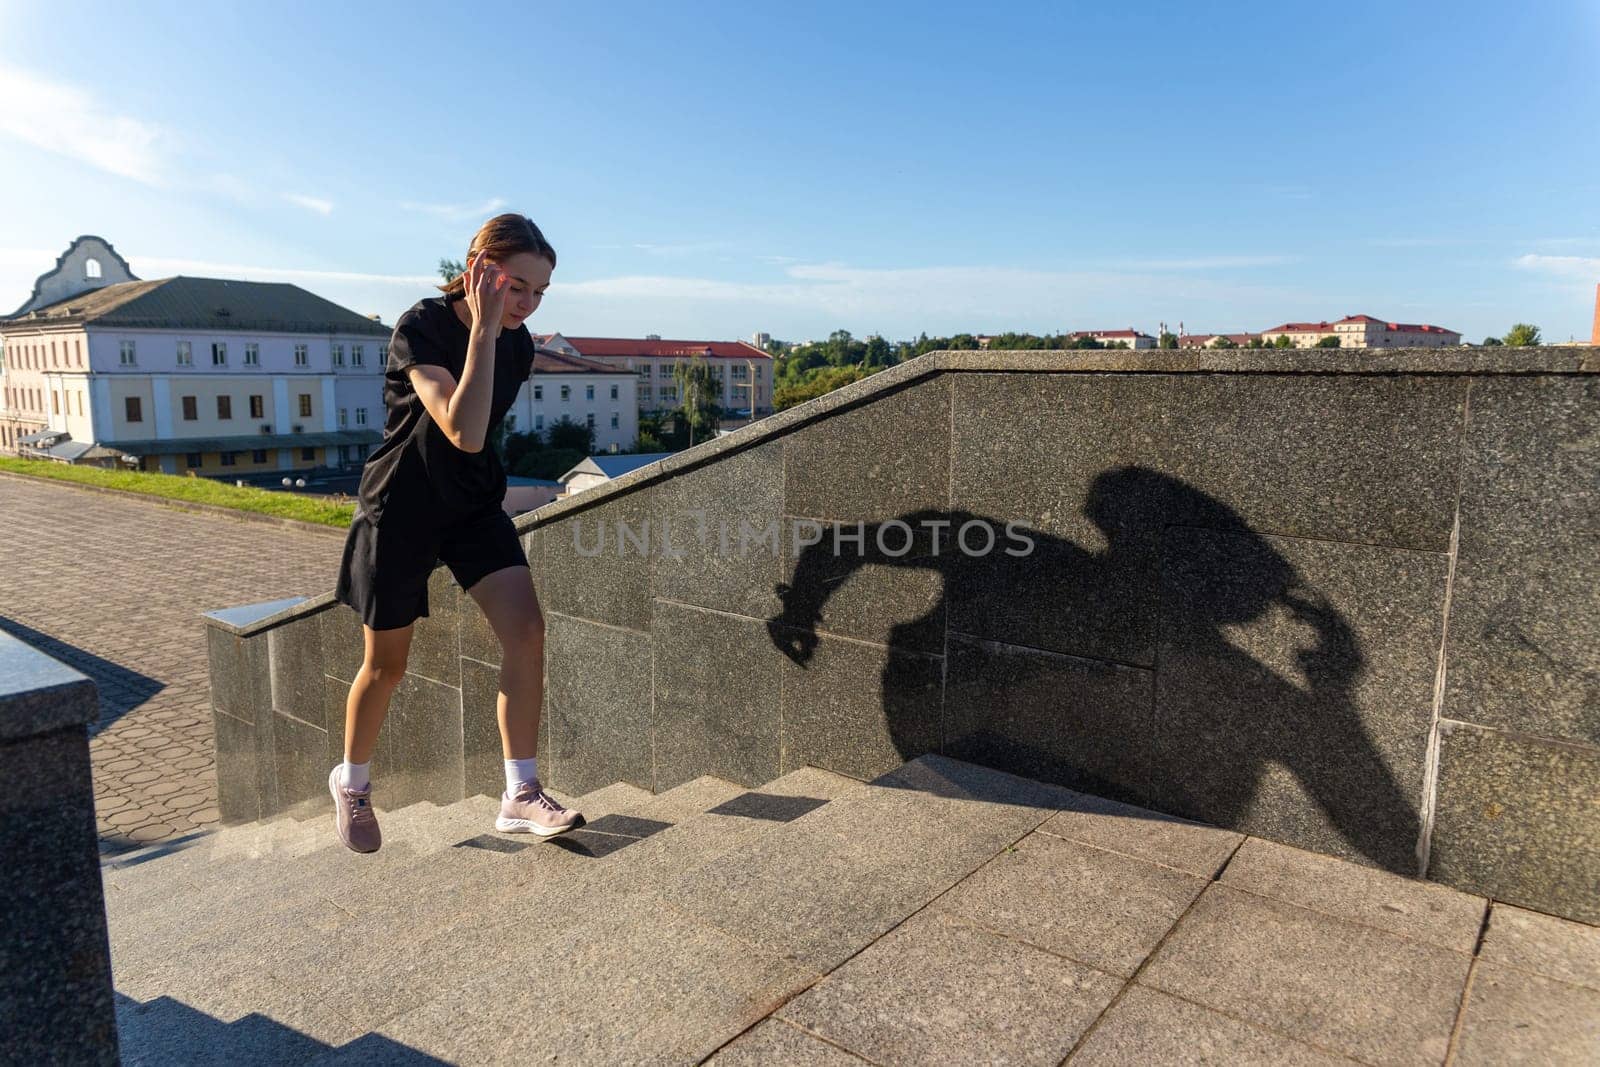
[1481,336,1503,347]
[1159,332,1178,349]
[1212,335,1239,349]
[1273,334,1295,348]
[672,354,722,446]
[546,416,595,454]
[1503,323,1541,346]
[1315,335,1342,348]
[438,257,464,283]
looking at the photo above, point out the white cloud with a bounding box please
[0,64,171,186]
[398,197,509,222]
[130,255,436,288]
[1514,253,1600,278]
[283,193,334,216]
[1112,255,1297,271]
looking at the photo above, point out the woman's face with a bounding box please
[488,251,553,330]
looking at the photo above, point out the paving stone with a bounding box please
[1453,963,1600,1066]
[781,909,1120,1066]
[1220,836,1486,952]
[1478,904,1600,990]
[1069,985,1360,1065]
[1037,789,1243,878]
[1140,885,1469,1066]
[934,831,1208,977]
[708,1018,866,1065]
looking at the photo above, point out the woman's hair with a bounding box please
[439,213,558,297]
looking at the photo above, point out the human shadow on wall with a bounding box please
[765,466,1422,874]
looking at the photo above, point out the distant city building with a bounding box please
[518,338,639,452]
[751,331,771,348]
[1261,315,1461,349]
[1073,329,1157,349]
[1178,333,1259,348]
[0,236,385,473]
[559,451,675,496]
[547,336,774,417]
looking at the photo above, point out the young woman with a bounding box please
[329,213,580,853]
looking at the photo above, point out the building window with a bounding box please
[181,396,198,420]
[351,344,364,367]
[331,344,344,367]
[585,384,594,401]
[379,344,388,362]
[85,258,102,279]
[249,395,264,419]
[641,386,653,403]
[339,408,348,428]
[220,452,237,467]
[244,343,259,367]
[355,407,367,426]
[294,344,308,367]
[120,340,137,366]
[610,384,619,400]
[52,391,59,414]
[534,385,543,400]
[298,394,312,417]
[217,395,232,419]
[185,453,202,468]
[177,340,192,366]
[301,447,315,461]
[610,412,619,428]
[637,365,650,379]
[560,385,570,401]
[535,415,544,431]
[212,342,227,366]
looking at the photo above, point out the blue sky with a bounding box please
[1,1,1596,343]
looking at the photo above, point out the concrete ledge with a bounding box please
[0,630,98,741]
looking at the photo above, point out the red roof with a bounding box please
[561,337,771,360]
[1179,333,1258,347]
[1263,321,1335,333]
[1074,329,1154,339]
[1335,314,1457,334]
[532,348,634,375]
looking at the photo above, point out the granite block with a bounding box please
[651,600,781,790]
[1071,985,1360,1066]
[271,709,331,813]
[949,373,1463,664]
[373,672,463,809]
[1453,963,1600,1066]
[0,730,118,1066]
[1428,722,1600,925]
[652,439,785,620]
[545,612,653,795]
[784,376,951,523]
[1221,836,1485,952]
[1446,376,1600,745]
[779,909,1120,1066]
[0,631,99,740]
[320,602,366,684]
[321,676,348,770]
[936,830,1207,976]
[213,708,261,824]
[707,1018,863,1066]
[777,626,942,781]
[943,633,1156,804]
[775,518,948,653]
[1479,903,1600,990]
[407,566,460,687]
[1141,885,1469,1066]
[267,616,327,729]
[1153,528,1447,874]
[460,656,508,798]
[541,487,655,631]
[1037,790,1243,878]
[459,591,501,668]
[207,626,271,725]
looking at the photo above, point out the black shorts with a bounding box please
[335,505,528,631]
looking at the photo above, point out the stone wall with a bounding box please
[205,347,1600,924]
[1,631,119,1064]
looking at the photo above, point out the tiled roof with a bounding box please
[562,337,771,361]
[3,277,390,336]
[1263,321,1335,333]
[1076,329,1154,339]
[532,347,635,375]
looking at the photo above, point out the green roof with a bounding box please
[4,276,391,336]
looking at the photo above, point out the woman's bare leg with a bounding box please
[343,623,414,764]
[464,566,545,760]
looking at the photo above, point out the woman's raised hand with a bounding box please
[464,253,510,333]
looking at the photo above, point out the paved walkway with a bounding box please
[0,475,345,851]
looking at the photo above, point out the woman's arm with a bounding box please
[408,255,507,453]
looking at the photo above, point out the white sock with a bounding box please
[505,757,538,793]
[339,761,370,792]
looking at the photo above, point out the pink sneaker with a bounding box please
[496,780,583,837]
[329,767,381,853]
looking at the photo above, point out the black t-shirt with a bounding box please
[356,295,535,527]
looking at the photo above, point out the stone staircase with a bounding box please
[101,755,1595,1066]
